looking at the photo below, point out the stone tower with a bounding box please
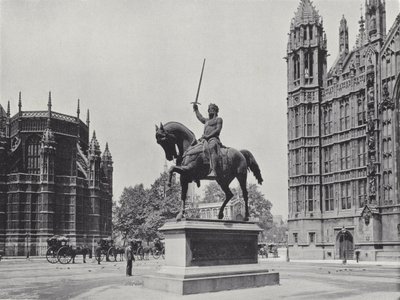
[365,0,386,41]
[88,131,101,238]
[286,0,327,224]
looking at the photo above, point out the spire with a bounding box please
[292,0,320,28]
[86,109,90,126]
[77,99,80,119]
[339,15,349,56]
[18,91,22,114]
[7,101,10,118]
[47,91,52,129]
[102,142,112,161]
[48,91,52,111]
[89,130,100,156]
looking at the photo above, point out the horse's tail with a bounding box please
[240,149,263,185]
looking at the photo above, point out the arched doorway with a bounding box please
[336,230,354,260]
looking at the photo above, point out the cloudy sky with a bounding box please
[1,0,399,217]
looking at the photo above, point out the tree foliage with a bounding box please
[113,172,181,243]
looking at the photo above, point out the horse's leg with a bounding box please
[238,173,250,221]
[83,252,86,263]
[217,180,234,220]
[168,165,191,186]
[176,180,189,221]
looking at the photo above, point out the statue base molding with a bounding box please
[142,219,279,295]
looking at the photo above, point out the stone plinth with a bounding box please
[142,218,279,295]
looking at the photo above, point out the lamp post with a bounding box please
[285,230,290,262]
[341,226,347,265]
[25,233,29,259]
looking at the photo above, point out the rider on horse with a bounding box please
[193,103,222,177]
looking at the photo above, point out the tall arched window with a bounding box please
[26,135,41,174]
[293,54,300,82]
[340,102,345,130]
[345,102,350,129]
[306,106,313,136]
[294,108,300,138]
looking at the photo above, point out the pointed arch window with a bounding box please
[304,51,314,83]
[340,99,350,130]
[306,148,313,174]
[26,135,41,174]
[358,180,366,207]
[345,101,350,129]
[307,186,314,212]
[306,106,313,136]
[294,107,300,138]
[293,54,300,83]
[357,93,366,125]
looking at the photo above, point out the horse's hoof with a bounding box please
[244,217,249,222]
[168,183,172,188]
[218,213,224,220]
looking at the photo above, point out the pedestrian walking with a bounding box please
[355,249,360,263]
[125,241,135,276]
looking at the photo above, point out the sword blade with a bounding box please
[191,58,206,105]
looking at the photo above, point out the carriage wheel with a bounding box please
[98,250,105,262]
[136,248,143,260]
[57,246,73,264]
[152,248,160,259]
[107,247,116,262]
[46,248,58,264]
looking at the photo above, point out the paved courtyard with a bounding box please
[0,256,398,299]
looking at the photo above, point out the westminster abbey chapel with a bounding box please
[287,0,399,261]
[0,93,113,255]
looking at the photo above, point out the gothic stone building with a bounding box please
[287,0,399,261]
[0,93,113,256]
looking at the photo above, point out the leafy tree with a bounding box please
[113,172,182,244]
[113,184,149,241]
[147,172,181,219]
[235,183,273,238]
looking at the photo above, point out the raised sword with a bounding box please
[191,58,206,106]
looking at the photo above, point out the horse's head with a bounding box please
[155,122,178,161]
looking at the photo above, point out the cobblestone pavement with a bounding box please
[0,257,398,299]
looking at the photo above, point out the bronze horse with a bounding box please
[155,121,263,221]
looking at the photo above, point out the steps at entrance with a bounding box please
[376,251,400,262]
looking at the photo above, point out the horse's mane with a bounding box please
[163,121,196,140]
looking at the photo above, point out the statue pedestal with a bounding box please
[142,219,279,295]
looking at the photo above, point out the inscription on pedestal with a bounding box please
[188,230,258,266]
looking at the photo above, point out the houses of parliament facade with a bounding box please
[0,93,113,255]
[287,0,399,261]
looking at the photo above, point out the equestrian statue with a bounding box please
[155,59,263,221]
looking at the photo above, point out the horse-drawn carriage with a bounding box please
[258,243,279,258]
[46,236,91,264]
[46,236,69,264]
[95,238,122,262]
[151,239,165,259]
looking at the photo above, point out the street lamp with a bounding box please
[341,226,347,265]
[25,233,30,259]
[285,230,290,262]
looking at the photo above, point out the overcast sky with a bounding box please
[1,0,399,217]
